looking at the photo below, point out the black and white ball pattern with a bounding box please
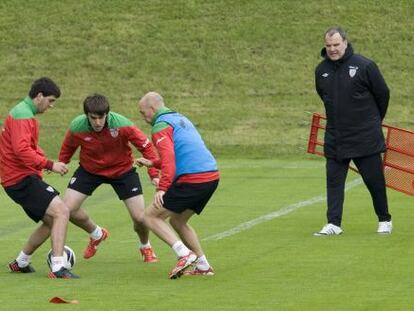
[46,245,76,270]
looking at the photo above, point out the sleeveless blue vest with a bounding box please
[155,112,217,178]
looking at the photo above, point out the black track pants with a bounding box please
[326,153,391,226]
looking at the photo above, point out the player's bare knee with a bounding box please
[46,198,68,219]
[54,201,70,220]
[132,212,145,224]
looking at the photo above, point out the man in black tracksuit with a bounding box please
[314,26,392,236]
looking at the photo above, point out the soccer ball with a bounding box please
[46,245,76,270]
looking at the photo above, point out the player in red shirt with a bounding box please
[59,94,159,262]
[1,77,78,278]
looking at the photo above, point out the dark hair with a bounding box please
[29,77,61,98]
[325,26,348,41]
[83,94,110,116]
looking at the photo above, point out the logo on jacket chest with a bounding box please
[349,66,359,78]
[110,128,119,138]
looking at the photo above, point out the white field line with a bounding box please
[202,178,363,241]
[0,179,363,244]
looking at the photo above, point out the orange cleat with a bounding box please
[168,251,197,279]
[83,228,109,259]
[140,246,158,263]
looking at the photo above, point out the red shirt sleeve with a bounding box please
[127,126,160,179]
[152,126,175,191]
[58,130,80,164]
[10,118,50,169]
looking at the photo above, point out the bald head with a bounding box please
[139,92,164,108]
[138,91,165,124]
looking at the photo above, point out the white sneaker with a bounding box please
[377,221,392,234]
[314,223,343,236]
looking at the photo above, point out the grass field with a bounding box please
[1,1,414,310]
[1,1,413,158]
[1,158,413,311]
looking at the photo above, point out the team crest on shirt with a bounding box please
[70,177,77,185]
[110,128,119,138]
[349,66,359,78]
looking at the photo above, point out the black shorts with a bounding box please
[68,166,143,200]
[163,179,219,214]
[4,175,60,223]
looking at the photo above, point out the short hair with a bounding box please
[325,26,347,41]
[29,77,61,98]
[83,94,110,116]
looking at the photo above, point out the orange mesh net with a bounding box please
[307,113,414,196]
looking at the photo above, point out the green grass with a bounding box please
[1,158,413,310]
[0,1,413,310]
[0,1,413,158]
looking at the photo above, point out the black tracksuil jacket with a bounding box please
[315,43,390,160]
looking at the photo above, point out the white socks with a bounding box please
[51,256,65,272]
[171,241,212,269]
[16,251,31,268]
[196,255,211,270]
[172,241,190,258]
[90,226,103,240]
[140,241,151,249]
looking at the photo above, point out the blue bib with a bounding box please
[155,112,217,178]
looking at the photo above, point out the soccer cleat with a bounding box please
[377,221,392,234]
[314,223,343,236]
[168,251,197,279]
[48,267,80,279]
[84,227,109,259]
[183,266,215,276]
[8,260,35,273]
[140,246,158,263]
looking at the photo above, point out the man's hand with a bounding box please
[151,177,160,188]
[52,162,69,176]
[136,157,153,168]
[153,190,165,209]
